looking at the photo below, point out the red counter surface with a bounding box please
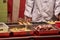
[0,35,60,40]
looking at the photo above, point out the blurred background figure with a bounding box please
[7,0,25,22]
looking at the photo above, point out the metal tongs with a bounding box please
[33,25,40,35]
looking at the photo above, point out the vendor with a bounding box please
[24,0,60,22]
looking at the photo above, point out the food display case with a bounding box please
[31,22,59,36]
[0,22,9,37]
[6,22,35,37]
[0,22,60,40]
[5,22,59,36]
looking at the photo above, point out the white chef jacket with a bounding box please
[24,0,60,22]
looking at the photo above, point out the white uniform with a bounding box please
[24,0,60,22]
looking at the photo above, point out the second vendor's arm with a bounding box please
[24,0,34,22]
[55,0,60,21]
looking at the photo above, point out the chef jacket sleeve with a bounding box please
[55,0,60,17]
[24,0,34,17]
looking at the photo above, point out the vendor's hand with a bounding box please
[25,16,32,22]
[56,13,60,21]
[57,16,60,21]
